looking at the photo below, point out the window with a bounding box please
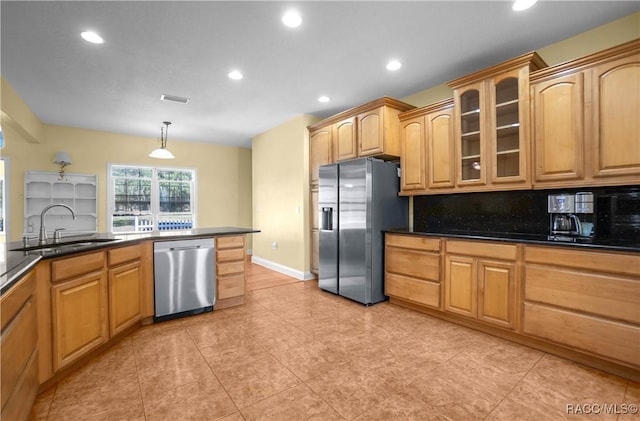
[108,164,196,233]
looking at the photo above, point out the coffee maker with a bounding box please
[548,192,595,242]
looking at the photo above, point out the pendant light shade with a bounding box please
[149,121,175,159]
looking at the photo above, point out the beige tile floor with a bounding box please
[30,276,639,420]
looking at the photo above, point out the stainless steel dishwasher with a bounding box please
[153,238,215,322]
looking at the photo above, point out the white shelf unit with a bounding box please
[24,171,98,236]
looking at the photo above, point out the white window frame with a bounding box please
[107,163,197,233]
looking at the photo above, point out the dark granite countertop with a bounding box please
[1,227,259,295]
[385,228,640,253]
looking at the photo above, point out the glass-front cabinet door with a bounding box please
[490,69,527,183]
[457,82,486,185]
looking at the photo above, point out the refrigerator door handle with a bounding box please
[320,207,333,231]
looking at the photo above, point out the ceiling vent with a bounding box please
[160,94,190,104]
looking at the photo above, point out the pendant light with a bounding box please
[149,121,175,159]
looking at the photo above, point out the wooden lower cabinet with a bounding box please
[523,245,640,368]
[385,234,441,309]
[108,244,143,336]
[1,271,38,421]
[215,235,246,309]
[444,255,476,317]
[444,240,517,329]
[52,269,108,371]
[108,261,141,337]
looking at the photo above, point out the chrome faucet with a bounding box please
[39,203,77,245]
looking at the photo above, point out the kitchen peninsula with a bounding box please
[0,226,258,420]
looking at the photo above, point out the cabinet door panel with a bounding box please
[108,262,141,337]
[428,109,455,189]
[489,70,527,184]
[335,117,357,161]
[532,73,585,182]
[309,128,333,184]
[445,255,476,317]
[400,117,426,191]
[455,83,488,186]
[52,271,108,371]
[358,110,383,156]
[478,260,515,328]
[592,57,640,178]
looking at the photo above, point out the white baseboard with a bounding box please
[250,256,315,281]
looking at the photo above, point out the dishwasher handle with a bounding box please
[169,245,203,251]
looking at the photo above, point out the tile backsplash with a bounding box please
[413,185,640,241]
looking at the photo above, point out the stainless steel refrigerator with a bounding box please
[319,157,408,304]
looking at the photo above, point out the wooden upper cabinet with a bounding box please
[448,52,546,191]
[530,39,639,188]
[591,53,640,180]
[489,69,530,185]
[455,82,487,187]
[531,72,585,183]
[358,108,385,156]
[308,97,414,166]
[400,116,426,191]
[398,99,455,194]
[309,127,332,184]
[334,117,357,161]
[426,106,455,189]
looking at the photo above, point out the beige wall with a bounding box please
[1,83,252,242]
[251,114,318,277]
[401,11,640,108]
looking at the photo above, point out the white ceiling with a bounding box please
[1,1,638,148]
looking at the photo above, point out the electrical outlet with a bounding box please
[271,241,278,249]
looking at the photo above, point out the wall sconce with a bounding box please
[149,121,175,159]
[53,151,72,180]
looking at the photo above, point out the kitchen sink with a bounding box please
[11,238,118,252]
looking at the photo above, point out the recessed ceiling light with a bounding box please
[282,10,302,28]
[318,96,330,103]
[80,31,104,44]
[228,70,244,80]
[512,0,537,11]
[386,60,402,71]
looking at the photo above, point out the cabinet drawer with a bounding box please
[1,297,37,410]
[523,302,640,366]
[526,265,640,324]
[108,244,141,267]
[386,247,439,281]
[216,235,244,250]
[217,247,244,263]
[446,240,517,261]
[1,271,35,331]
[386,234,440,252]
[525,246,639,277]
[217,261,245,277]
[386,273,440,309]
[52,251,105,282]
[218,275,245,300]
